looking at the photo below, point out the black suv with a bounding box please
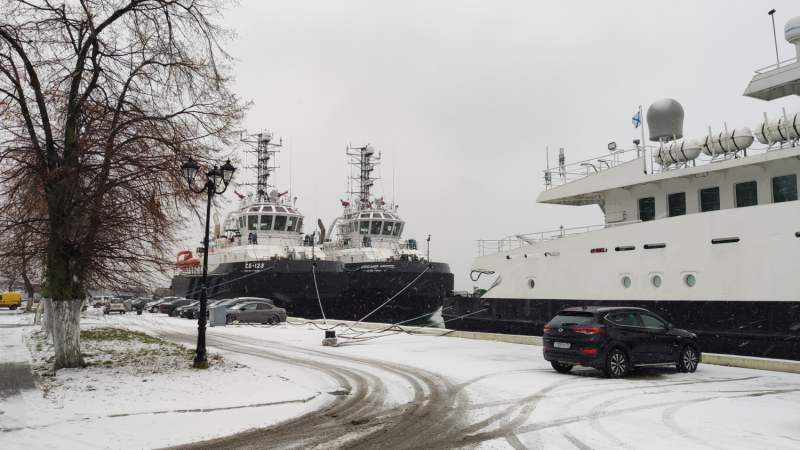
[542,307,701,378]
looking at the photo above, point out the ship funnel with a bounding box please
[786,16,800,58]
[647,98,684,142]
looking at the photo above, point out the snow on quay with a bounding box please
[0,308,799,449]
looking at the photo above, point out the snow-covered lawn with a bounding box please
[0,310,321,449]
[2,308,800,449]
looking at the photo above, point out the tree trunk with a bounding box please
[41,298,53,339]
[34,300,43,325]
[21,263,34,312]
[52,299,84,370]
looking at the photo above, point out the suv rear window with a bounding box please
[547,312,595,327]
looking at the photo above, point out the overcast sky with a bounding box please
[191,0,800,291]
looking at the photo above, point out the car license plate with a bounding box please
[554,342,570,349]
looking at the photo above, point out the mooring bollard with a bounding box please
[323,330,337,346]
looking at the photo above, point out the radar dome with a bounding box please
[647,98,684,142]
[260,131,273,143]
[364,145,375,156]
[786,16,800,57]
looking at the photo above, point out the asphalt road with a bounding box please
[130,319,800,450]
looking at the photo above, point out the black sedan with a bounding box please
[542,306,701,378]
[159,298,193,316]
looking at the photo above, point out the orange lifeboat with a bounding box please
[176,250,201,269]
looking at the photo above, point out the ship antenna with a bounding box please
[241,130,282,202]
[769,9,780,67]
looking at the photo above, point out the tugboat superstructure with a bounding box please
[319,144,453,322]
[171,132,347,316]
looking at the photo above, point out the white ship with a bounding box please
[443,15,800,360]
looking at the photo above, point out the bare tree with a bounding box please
[0,0,247,369]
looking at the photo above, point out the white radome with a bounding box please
[785,16,800,43]
[365,145,375,156]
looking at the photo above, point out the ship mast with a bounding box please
[346,144,380,209]
[242,131,282,202]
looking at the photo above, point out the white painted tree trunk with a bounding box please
[41,298,53,339]
[34,300,43,325]
[52,299,84,369]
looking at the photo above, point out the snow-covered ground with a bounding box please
[2,308,800,449]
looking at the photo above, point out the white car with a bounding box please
[104,298,128,315]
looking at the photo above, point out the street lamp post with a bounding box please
[180,157,236,368]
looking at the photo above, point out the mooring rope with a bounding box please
[334,308,488,346]
[311,265,328,329]
[338,265,431,337]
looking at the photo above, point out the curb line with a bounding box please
[288,317,800,375]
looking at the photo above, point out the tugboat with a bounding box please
[443,16,800,360]
[171,131,348,318]
[320,144,453,323]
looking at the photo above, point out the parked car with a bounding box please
[146,297,177,313]
[92,296,114,308]
[130,298,149,311]
[104,298,128,315]
[542,306,701,378]
[175,301,200,318]
[0,292,22,310]
[159,298,193,316]
[184,299,227,320]
[225,302,286,325]
[203,297,274,318]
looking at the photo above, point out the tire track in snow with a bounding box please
[141,325,472,450]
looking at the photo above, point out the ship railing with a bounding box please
[544,146,652,189]
[544,141,798,190]
[477,220,642,256]
[754,55,800,74]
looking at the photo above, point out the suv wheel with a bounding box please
[604,348,629,378]
[550,361,573,374]
[677,346,699,373]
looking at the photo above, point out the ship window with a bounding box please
[239,217,244,229]
[262,206,274,212]
[274,216,287,231]
[371,221,382,234]
[699,187,720,212]
[287,208,297,214]
[360,213,370,218]
[249,207,260,212]
[286,216,297,232]
[638,197,655,222]
[393,222,403,236]
[772,174,798,203]
[296,218,303,232]
[275,207,287,213]
[248,215,258,230]
[360,221,369,234]
[685,274,696,287]
[372,213,382,218]
[259,215,272,231]
[382,221,394,235]
[621,276,631,288]
[651,275,662,288]
[668,192,686,217]
[735,181,758,207]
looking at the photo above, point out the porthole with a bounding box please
[527,279,535,289]
[652,275,662,288]
[621,276,631,288]
[685,274,696,287]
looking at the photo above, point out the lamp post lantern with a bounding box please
[180,157,235,368]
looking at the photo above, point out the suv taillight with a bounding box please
[543,325,552,331]
[573,327,603,335]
